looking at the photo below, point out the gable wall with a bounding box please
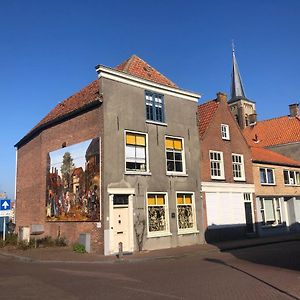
[200,99,253,184]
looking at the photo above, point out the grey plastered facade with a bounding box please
[98,68,203,255]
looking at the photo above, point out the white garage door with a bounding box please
[206,192,246,228]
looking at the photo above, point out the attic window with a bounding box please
[62,142,67,148]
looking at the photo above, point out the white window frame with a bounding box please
[176,192,197,234]
[283,170,300,186]
[221,124,230,140]
[209,150,225,180]
[259,167,276,185]
[260,197,282,227]
[145,91,165,123]
[165,136,186,176]
[232,153,245,181]
[124,130,150,174]
[146,192,171,238]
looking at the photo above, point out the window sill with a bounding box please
[146,120,168,127]
[221,138,230,141]
[234,178,246,182]
[211,177,225,180]
[260,183,276,186]
[178,229,199,235]
[147,232,172,238]
[125,171,152,176]
[166,172,188,177]
[284,184,300,187]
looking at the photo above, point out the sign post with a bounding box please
[0,199,11,241]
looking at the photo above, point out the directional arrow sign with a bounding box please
[0,199,11,211]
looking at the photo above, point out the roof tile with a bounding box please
[243,115,300,147]
[198,99,219,138]
[115,55,178,88]
[251,146,300,167]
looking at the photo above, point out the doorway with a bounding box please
[244,193,255,234]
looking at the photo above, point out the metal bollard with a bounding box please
[118,242,123,259]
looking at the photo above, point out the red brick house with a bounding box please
[198,92,255,242]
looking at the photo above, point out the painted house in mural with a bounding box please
[251,147,300,236]
[15,55,203,254]
[198,92,255,242]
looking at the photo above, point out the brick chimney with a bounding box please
[248,113,257,125]
[216,92,227,103]
[289,103,299,117]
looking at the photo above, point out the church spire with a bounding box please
[229,43,247,103]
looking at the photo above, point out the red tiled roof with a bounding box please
[251,146,300,167]
[32,80,100,132]
[198,99,219,138]
[16,55,177,147]
[115,55,178,88]
[243,115,300,147]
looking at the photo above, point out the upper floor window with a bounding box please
[165,137,185,174]
[209,151,225,180]
[260,167,275,185]
[125,131,148,172]
[283,170,300,186]
[245,114,249,126]
[145,91,165,123]
[232,154,245,181]
[221,124,230,140]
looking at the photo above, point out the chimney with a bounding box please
[216,92,227,103]
[289,103,299,117]
[249,113,257,125]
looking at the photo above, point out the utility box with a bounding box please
[79,233,91,253]
[19,226,30,243]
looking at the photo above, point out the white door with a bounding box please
[113,195,130,253]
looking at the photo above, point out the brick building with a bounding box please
[198,92,255,242]
[15,55,203,254]
[251,147,300,236]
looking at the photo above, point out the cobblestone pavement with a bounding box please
[0,241,299,299]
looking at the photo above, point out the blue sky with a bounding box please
[1,0,300,198]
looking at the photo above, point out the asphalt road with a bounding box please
[0,241,299,299]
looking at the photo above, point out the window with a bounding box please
[147,193,169,236]
[165,137,185,174]
[245,114,249,126]
[232,154,245,181]
[259,168,275,185]
[125,131,148,172]
[221,124,230,140]
[176,193,196,233]
[283,170,300,186]
[145,91,165,123]
[260,197,282,226]
[209,151,225,179]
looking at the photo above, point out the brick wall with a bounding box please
[16,106,104,253]
[200,98,254,184]
[253,162,300,196]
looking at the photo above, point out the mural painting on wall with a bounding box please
[46,138,100,222]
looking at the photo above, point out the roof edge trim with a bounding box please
[253,159,300,168]
[15,100,102,148]
[96,65,201,102]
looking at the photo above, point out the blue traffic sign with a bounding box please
[0,199,11,211]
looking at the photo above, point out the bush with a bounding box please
[5,233,18,246]
[55,236,67,247]
[37,236,55,247]
[73,243,86,253]
[17,240,31,250]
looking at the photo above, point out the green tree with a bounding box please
[60,152,74,189]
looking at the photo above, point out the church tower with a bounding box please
[228,45,256,129]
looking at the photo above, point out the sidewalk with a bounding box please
[0,233,299,264]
